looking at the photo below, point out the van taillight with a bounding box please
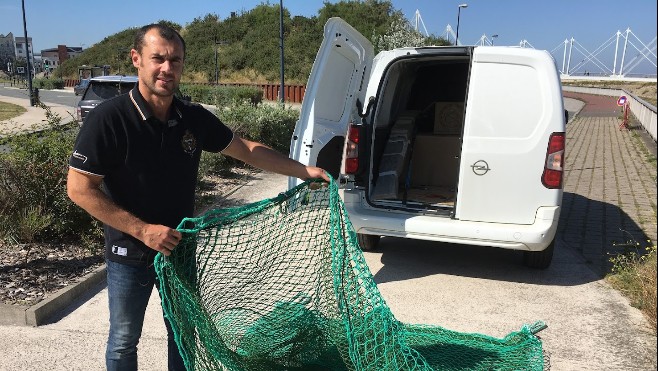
[344,124,360,174]
[542,132,565,189]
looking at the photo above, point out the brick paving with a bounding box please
[559,93,657,275]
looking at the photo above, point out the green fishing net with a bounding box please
[154,180,546,370]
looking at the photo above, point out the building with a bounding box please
[41,45,83,75]
[14,36,35,77]
[0,32,16,73]
[14,36,34,61]
[2,30,85,77]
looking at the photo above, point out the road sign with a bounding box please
[617,95,627,106]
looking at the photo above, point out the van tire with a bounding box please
[357,233,380,251]
[523,240,555,269]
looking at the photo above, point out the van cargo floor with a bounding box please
[406,186,455,207]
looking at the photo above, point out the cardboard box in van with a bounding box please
[289,18,566,269]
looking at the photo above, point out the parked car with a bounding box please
[73,79,90,96]
[289,18,566,269]
[76,75,138,123]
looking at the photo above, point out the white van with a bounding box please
[289,18,566,269]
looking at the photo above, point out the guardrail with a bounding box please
[562,85,657,142]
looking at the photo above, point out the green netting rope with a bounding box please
[154,179,546,370]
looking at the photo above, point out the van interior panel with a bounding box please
[369,57,469,212]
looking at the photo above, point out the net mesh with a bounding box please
[154,180,545,370]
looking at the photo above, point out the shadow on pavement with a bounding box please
[371,192,649,286]
[559,192,652,276]
[371,237,598,287]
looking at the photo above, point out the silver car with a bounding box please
[76,75,138,124]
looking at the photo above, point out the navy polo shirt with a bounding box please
[69,85,233,266]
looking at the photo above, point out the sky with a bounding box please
[1,0,656,76]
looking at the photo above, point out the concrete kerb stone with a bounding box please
[0,265,107,327]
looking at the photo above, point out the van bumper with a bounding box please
[344,200,560,252]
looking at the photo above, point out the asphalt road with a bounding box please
[0,85,80,108]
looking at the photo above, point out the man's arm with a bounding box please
[221,136,330,182]
[66,168,181,255]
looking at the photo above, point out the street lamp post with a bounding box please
[455,3,468,46]
[21,0,36,106]
[491,34,499,46]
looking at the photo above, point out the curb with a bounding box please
[0,264,107,327]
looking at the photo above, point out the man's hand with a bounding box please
[305,166,331,182]
[305,166,330,190]
[139,224,182,256]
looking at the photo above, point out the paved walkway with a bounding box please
[0,92,75,138]
[561,92,657,274]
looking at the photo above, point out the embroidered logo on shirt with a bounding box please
[112,245,128,257]
[181,129,197,155]
[72,150,88,163]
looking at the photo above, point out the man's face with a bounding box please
[131,29,184,98]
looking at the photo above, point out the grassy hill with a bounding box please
[57,1,449,85]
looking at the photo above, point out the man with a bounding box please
[66,23,328,370]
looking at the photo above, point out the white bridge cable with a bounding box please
[519,39,535,48]
[624,37,657,73]
[433,18,655,76]
[565,34,617,74]
[444,24,457,44]
[569,38,615,75]
[550,42,564,55]
[414,9,430,37]
[628,29,657,58]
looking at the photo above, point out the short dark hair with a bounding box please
[133,23,186,56]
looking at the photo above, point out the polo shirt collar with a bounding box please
[129,84,183,125]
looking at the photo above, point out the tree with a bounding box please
[373,13,451,53]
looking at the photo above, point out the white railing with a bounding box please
[562,85,657,141]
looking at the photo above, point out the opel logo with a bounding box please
[471,160,491,176]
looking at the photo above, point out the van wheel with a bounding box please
[357,233,380,251]
[523,240,555,269]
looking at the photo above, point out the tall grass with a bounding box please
[607,242,657,332]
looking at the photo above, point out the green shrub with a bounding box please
[0,101,297,247]
[218,102,299,154]
[198,150,232,180]
[0,105,101,246]
[179,84,263,107]
[32,78,65,90]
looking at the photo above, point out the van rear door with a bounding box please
[456,47,565,224]
[288,18,374,189]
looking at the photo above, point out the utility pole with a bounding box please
[279,0,285,104]
[21,0,35,106]
[214,38,227,85]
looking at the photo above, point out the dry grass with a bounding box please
[563,80,657,106]
[607,245,657,333]
[181,69,306,85]
[0,101,27,122]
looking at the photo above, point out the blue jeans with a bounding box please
[105,260,185,371]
